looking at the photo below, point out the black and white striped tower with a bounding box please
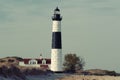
[51,7,62,72]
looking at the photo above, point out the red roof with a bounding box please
[23,59,31,64]
[21,58,51,64]
[40,65,48,68]
[40,65,49,69]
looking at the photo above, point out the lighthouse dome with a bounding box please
[52,7,62,21]
[54,7,60,11]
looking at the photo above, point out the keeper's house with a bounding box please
[19,58,51,69]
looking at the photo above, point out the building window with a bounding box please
[29,59,37,64]
[30,62,36,64]
[42,59,46,64]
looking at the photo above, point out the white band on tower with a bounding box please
[52,21,61,32]
[51,49,62,71]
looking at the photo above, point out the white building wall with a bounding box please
[19,62,40,67]
[19,61,51,68]
[19,62,25,66]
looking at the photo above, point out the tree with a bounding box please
[63,53,85,73]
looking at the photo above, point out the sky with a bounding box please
[0,0,120,72]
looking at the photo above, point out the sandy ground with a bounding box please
[0,74,120,80]
[58,75,120,80]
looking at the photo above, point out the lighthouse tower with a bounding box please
[51,7,62,72]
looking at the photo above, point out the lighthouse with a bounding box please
[51,7,63,72]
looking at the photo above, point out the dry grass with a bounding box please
[58,75,120,80]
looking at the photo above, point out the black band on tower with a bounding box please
[52,32,62,49]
